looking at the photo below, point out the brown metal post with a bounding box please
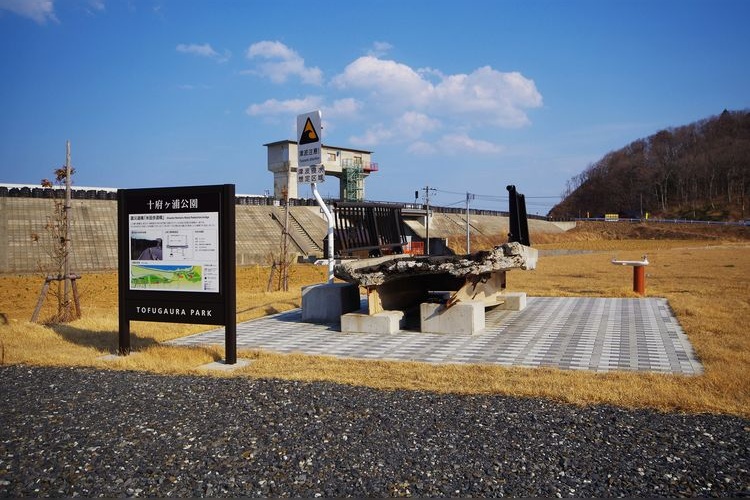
[633,266,646,295]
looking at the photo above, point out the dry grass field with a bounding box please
[1,222,748,418]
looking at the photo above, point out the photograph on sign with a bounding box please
[128,212,219,292]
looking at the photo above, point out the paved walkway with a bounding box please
[167,297,703,375]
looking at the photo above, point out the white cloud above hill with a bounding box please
[244,41,543,154]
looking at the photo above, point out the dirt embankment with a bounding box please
[568,221,750,241]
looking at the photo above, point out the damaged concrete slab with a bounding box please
[333,242,538,317]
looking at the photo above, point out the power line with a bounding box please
[442,199,466,207]
[434,187,561,201]
[434,188,466,196]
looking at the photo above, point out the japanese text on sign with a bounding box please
[297,164,326,184]
[299,147,319,158]
[146,198,199,210]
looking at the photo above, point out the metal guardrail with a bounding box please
[575,217,749,227]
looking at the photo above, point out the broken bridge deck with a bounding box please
[334,242,538,315]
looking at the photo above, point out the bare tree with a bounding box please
[31,141,81,323]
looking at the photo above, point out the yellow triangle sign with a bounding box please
[299,117,319,145]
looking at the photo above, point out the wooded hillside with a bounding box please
[549,110,750,221]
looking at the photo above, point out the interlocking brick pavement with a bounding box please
[167,297,702,375]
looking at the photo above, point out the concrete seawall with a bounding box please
[0,198,571,274]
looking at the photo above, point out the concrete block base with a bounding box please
[341,310,405,334]
[500,292,527,311]
[198,359,253,372]
[420,300,485,335]
[301,283,360,323]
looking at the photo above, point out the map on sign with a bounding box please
[130,264,204,291]
[297,110,322,167]
[297,164,326,184]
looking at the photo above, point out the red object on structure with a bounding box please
[611,256,649,295]
[405,241,424,255]
[633,266,646,295]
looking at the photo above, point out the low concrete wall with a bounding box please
[0,198,570,274]
[548,220,577,231]
[0,198,118,275]
[0,198,332,274]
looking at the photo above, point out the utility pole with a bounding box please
[421,186,436,255]
[281,187,290,291]
[63,141,72,315]
[465,191,474,254]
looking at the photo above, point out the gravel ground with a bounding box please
[1,365,748,498]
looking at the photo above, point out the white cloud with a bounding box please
[432,66,542,126]
[408,134,505,156]
[177,43,218,58]
[0,0,57,24]
[417,66,445,82]
[350,124,394,147]
[367,41,393,57]
[246,40,322,85]
[332,56,431,108]
[351,111,440,147]
[396,111,441,138]
[88,0,105,12]
[406,141,433,155]
[441,133,505,154]
[246,40,296,60]
[246,96,324,116]
[243,46,542,154]
[332,56,542,130]
[176,43,230,63]
[323,98,362,119]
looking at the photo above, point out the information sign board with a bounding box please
[118,184,237,362]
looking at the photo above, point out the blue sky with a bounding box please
[1,0,748,215]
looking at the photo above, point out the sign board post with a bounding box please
[297,110,334,283]
[117,184,237,363]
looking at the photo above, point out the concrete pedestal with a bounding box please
[420,300,485,335]
[301,283,360,323]
[500,292,527,311]
[341,310,405,334]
